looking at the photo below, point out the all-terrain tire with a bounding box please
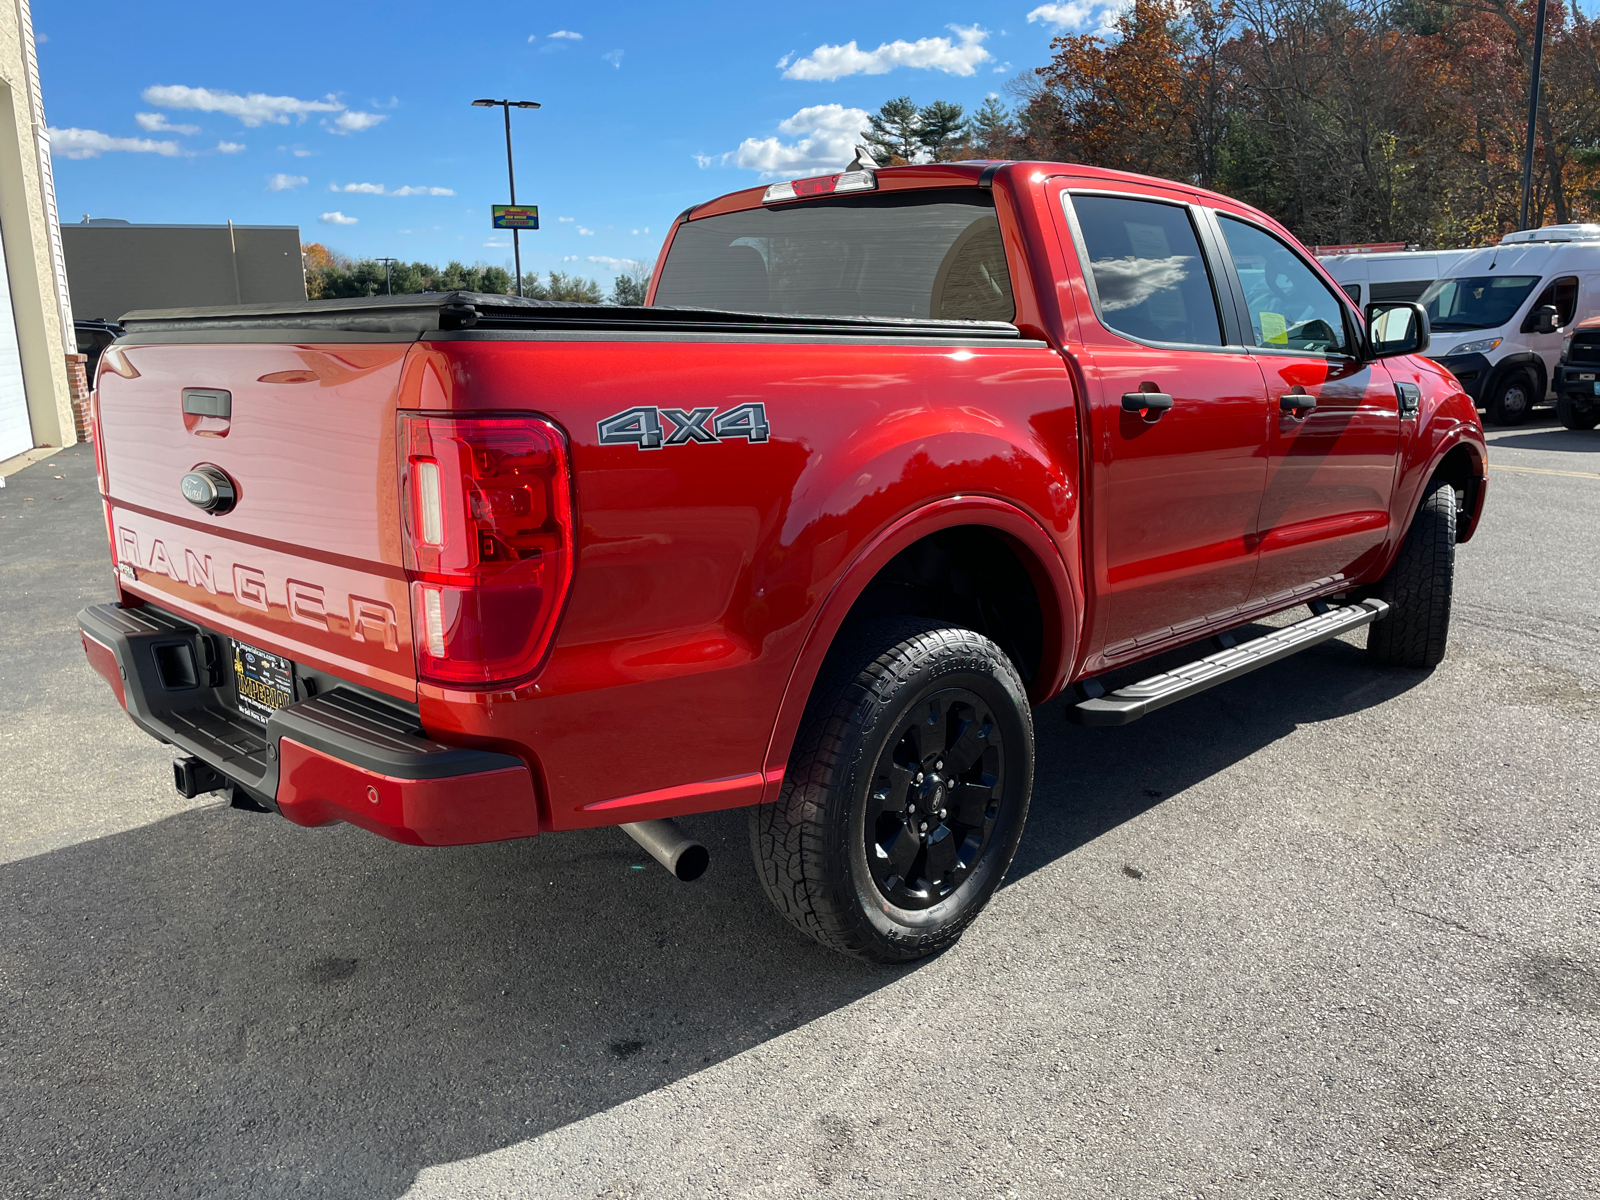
[1484,370,1537,426]
[1556,394,1600,431]
[1367,479,1457,668]
[750,617,1034,964]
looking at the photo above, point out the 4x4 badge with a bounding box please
[598,403,769,450]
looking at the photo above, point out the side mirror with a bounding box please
[1365,301,1430,360]
[1531,303,1560,335]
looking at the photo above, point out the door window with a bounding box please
[1217,216,1352,357]
[1068,195,1223,347]
[1522,275,1578,331]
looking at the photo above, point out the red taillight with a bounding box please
[398,412,575,688]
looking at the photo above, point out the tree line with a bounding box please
[869,0,1600,248]
[301,243,649,304]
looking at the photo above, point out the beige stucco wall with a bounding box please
[0,0,76,451]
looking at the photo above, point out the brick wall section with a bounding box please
[65,353,91,443]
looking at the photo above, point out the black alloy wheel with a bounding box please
[750,617,1034,963]
[864,689,1005,909]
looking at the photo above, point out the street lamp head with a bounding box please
[511,101,542,109]
[471,99,498,107]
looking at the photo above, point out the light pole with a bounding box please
[472,98,541,297]
[1519,0,1549,232]
[375,256,397,295]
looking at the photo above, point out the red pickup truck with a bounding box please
[78,160,1486,963]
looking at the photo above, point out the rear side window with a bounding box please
[1068,195,1223,347]
[653,190,1014,321]
[1217,216,1352,357]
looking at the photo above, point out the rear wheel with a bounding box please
[1484,370,1537,426]
[750,618,1034,963]
[1556,394,1600,431]
[1367,479,1457,668]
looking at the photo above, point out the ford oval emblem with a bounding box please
[181,465,238,515]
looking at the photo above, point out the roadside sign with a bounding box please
[492,205,539,230]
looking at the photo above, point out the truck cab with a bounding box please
[1421,225,1600,425]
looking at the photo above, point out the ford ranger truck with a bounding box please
[78,161,1488,964]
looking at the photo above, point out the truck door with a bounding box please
[1525,274,1579,397]
[1210,213,1399,603]
[1059,192,1270,663]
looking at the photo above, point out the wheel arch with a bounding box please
[1428,440,1487,542]
[1487,352,1547,403]
[759,497,1079,798]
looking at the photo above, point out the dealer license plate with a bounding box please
[232,640,295,725]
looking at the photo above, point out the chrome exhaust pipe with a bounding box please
[620,819,709,882]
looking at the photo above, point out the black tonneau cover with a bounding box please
[116,291,1023,340]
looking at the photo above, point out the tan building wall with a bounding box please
[0,0,77,454]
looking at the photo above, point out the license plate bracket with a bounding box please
[232,640,295,725]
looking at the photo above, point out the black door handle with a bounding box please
[1122,391,1175,415]
[1280,390,1316,415]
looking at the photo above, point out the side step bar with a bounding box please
[1067,599,1389,727]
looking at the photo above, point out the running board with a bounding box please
[1067,599,1389,727]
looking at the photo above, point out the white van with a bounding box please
[1418,224,1600,425]
[1320,248,1479,309]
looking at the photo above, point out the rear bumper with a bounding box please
[77,602,540,845]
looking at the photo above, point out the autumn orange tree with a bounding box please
[1006,0,1600,247]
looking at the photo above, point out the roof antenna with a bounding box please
[847,144,880,172]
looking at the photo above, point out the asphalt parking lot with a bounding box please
[2,416,1597,1199]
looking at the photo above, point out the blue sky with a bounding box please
[35,1,1116,286]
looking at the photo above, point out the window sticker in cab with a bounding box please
[597,403,770,450]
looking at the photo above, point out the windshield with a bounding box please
[652,190,1014,321]
[1420,274,1541,332]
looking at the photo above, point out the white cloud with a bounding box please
[561,255,579,262]
[216,140,246,153]
[142,84,343,127]
[589,255,647,270]
[557,216,574,222]
[484,239,510,247]
[330,111,386,134]
[135,112,200,135]
[267,173,308,191]
[782,25,989,81]
[602,49,624,68]
[706,104,871,180]
[330,181,454,196]
[577,227,595,236]
[549,29,582,38]
[319,211,358,225]
[292,148,314,157]
[48,127,183,159]
[1027,1,1127,33]
[993,61,1013,73]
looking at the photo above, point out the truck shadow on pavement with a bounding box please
[0,632,1426,1200]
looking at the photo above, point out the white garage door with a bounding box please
[0,226,35,462]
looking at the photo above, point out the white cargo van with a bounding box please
[1416,224,1600,425]
[1320,248,1479,309]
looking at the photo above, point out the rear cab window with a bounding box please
[653,189,1014,321]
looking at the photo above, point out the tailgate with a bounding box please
[97,341,416,700]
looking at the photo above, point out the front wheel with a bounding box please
[750,618,1034,963]
[1556,394,1600,431]
[1367,479,1457,668]
[1484,370,1537,426]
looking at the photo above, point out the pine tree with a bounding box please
[865,96,920,164]
[917,100,970,162]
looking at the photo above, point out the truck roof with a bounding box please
[685,160,1279,228]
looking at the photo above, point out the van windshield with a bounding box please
[1420,274,1541,331]
[652,190,1014,322]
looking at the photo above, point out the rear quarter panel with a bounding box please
[406,335,1079,829]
